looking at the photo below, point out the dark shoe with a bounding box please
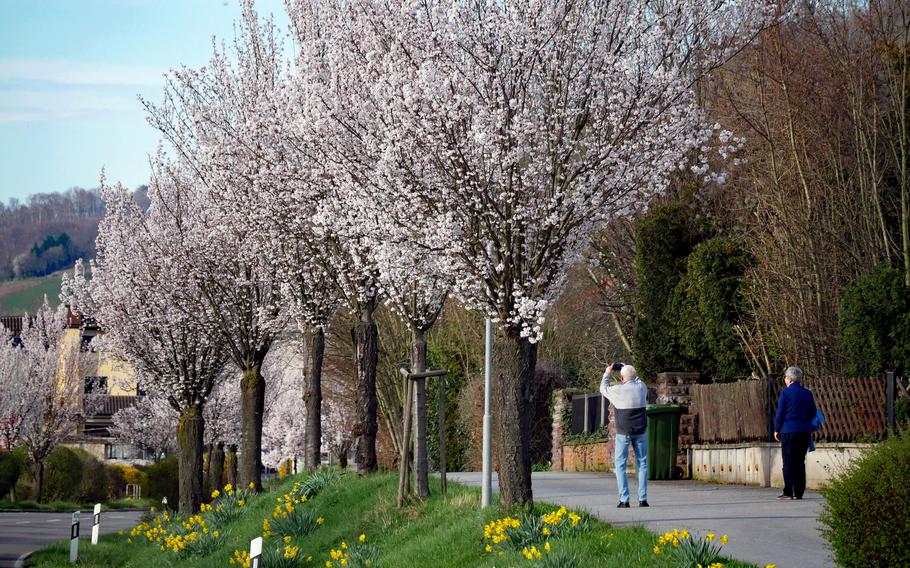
[617,501,630,508]
[777,493,794,500]
[639,500,649,507]
[794,496,803,500]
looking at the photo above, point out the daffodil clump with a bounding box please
[229,468,347,568]
[540,506,586,537]
[210,482,253,525]
[324,535,377,568]
[127,509,223,558]
[652,528,729,567]
[482,506,591,562]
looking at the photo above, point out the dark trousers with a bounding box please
[781,432,811,498]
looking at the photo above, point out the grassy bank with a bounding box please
[27,470,754,567]
[0,272,65,313]
[0,497,157,512]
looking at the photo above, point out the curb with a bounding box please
[14,550,31,568]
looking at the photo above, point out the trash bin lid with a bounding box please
[646,404,686,415]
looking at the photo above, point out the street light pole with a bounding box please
[481,315,493,508]
[481,242,495,508]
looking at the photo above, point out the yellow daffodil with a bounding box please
[359,534,366,542]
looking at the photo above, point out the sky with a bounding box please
[0,0,288,205]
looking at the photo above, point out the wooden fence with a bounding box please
[691,381,767,442]
[693,376,889,443]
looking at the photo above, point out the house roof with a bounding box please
[93,395,139,417]
[0,315,24,336]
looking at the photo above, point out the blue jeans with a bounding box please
[614,432,648,503]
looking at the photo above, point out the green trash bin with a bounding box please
[646,404,685,480]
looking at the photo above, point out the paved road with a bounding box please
[449,471,833,568]
[0,510,143,568]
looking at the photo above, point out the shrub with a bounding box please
[106,465,126,500]
[632,194,709,378]
[676,236,752,381]
[837,264,910,376]
[72,449,109,503]
[42,446,83,502]
[0,447,26,499]
[820,431,910,567]
[143,456,178,508]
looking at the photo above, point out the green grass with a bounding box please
[26,471,756,567]
[0,272,65,314]
[0,498,157,512]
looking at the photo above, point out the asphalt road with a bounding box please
[449,471,833,568]
[0,510,143,568]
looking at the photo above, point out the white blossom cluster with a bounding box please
[283,0,774,341]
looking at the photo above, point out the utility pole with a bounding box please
[481,310,493,508]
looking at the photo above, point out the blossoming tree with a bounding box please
[0,329,27,452]
[63,167,230,513]
[291,0,774,507]
[142,2,292,491]
[14,300,97,502]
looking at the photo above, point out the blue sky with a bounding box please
[0,0,287,204]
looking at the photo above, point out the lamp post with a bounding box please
[481,242,494,508]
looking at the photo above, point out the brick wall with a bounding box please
[655,372,700,473]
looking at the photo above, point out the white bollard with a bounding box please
[249,536,263,568]
[69,511,80,564]
[91,503,101,545]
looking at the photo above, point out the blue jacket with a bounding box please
[775,383,817,434]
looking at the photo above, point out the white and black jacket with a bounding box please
[599,374,648,436]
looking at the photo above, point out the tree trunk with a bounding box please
[412,327,429,499]
[35,461,45,504]
[303,327,325,470]
[225,445,238,487]
[492,329,537,510]
[202,444,212,498]
[352,300,379,473]
[177,404,205,514]
[211,442,225,492]
[239,363,265,491]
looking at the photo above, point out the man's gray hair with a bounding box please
[785,366,803,383]
[620,365,638,380]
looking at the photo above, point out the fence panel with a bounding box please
[782,377,886,442]
[694,376,888,443]
[692,381,767,442]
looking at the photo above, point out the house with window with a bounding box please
[1,309,155,464]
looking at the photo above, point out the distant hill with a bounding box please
[0,185,148,282]
[0,271,65,315]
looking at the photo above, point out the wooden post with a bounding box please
[413,328,430,500]
[767,373,775,442]
[396,368,448,504]
[397,373,415,508]
[887,371,896,436]
[438,375,447,495]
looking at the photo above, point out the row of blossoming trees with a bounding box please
[58,0,775,513]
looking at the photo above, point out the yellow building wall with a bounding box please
[61,327,137,396]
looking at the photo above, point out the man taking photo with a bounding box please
[600,363,649,508]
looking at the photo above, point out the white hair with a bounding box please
[620,365,637,381]
[785,366,803,383]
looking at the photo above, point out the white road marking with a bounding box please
[15,520,30,524]
[46,518,60,522]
